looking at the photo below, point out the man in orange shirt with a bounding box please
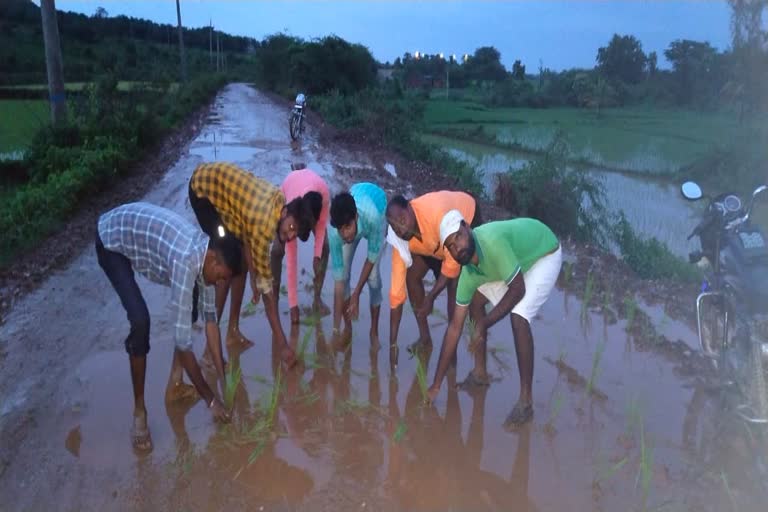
[385,191,482,368]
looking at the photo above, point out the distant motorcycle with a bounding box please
[681,181,768,424]
[289,93,306,141]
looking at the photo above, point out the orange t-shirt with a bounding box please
[389,191,476,308]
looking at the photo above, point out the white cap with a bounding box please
[439,209,465,246]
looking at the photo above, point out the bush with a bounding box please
[0,73,227,265]
[313,85,484,195]
[494,134,610,246]
[613,213,699,281]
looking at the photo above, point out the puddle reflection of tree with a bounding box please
[387,348,538,511]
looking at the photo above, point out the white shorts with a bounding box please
[476,246,562,322]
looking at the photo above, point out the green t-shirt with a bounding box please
[456,218,559,306]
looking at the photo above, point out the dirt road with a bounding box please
[0,84,765,511]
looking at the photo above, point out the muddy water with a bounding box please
[1,84,766,511]
[429,134,701,258]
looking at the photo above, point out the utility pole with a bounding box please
[40,0,67,126]
[209,19,213,68]
[175,0,187,83]
[216,32,221,72]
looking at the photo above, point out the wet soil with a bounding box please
[1,84,766,511]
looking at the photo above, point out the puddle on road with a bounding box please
[57,241,768,511]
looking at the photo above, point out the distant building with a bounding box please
[377,68,395,82]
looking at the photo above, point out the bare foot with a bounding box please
[370,332,381,352]
[200,351,228,374]
[313,298,331,317]
[165,382,199,403]
[226,329,255,350]
[456,370,491,391]
[131,412,153,452]
[407,337,432,357]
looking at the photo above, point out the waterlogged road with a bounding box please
[0,84,765,511]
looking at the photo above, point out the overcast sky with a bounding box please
[48,0,732,70]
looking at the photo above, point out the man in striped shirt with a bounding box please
[328,183,387,348]
[189,162,316,367]
[96,202,242,452]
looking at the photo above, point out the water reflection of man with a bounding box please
[385,191,482,369]
[427,211,562,428]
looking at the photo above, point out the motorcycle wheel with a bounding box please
[289,114,300,141]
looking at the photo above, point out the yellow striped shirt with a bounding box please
[190,162,284,293]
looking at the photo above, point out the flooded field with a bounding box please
[1,85,766,511]
[426,134,701,258]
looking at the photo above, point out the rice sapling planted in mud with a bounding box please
[624,293,638,330]
[224,363,242,409]
[415,358,429,403]
[581,271,595,319]
[544,391,564,434]
[586,341,606,397]
[393,419,408,443]
[635,423,654,509]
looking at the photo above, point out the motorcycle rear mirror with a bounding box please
[681,181,703,201]
[746,185,768,219]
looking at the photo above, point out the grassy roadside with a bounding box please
[0,75,228,266]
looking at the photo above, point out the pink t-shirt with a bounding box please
[281,169,330,308]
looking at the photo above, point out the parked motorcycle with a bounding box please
[289,93,306,141]
[681,181,768,424]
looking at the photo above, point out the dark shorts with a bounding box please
[419,255,443,279]
[96,233,151,357]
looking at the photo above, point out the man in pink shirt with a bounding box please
[269,166,331,324]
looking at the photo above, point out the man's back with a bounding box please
[98,202,207,286]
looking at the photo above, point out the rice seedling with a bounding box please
[299,312,321,327]
[581,271,595,320]
[721,471,739,512]
[224,363,242,409]
[297,326,313,362]
[626,394,643,436]
[393,418,408,443]
[336,398,372,415]
[241,300,258,318]
[250,374,271,386]
[635,423,654,508]
[245,368,283,466]
[597,456,628,483]
[586,341,606,397]
[543,391,565,435]
[602,289,612,312]
[624,293,638,330]
[430,308,449,321]
[415,357,429,403]
[557,345,568,364]
[561,261,573,287]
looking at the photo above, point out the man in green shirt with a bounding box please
[427,210,562,428]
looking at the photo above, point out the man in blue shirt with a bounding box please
[328,183,387,349]
[96,202,242,452]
